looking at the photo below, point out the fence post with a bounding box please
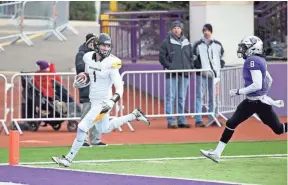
[159,14,166,42]
[100,14,110,34]
[130,20,137,63]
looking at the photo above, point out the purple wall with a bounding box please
[120,62,288,117]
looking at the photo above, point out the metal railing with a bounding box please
[0,67,265,134]
[0,74,10,135]
[119,69,222,129]
[254,1,287,57]
[218,66,261,121]
[9,72,126,134]
[0,1,78,52]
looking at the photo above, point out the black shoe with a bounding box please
[195,122,206,127]
[178,124,191,128]
[167,123,178,129]
[91,142,108,147]
[82,142,91,147]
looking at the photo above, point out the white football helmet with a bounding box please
[237,36,263,59]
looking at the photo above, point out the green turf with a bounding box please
[40,157,287,185]
[0,140,287,185]
[0,140,286,163]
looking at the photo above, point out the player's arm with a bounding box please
[238,70,262,95]
[110,60,123,99]
[265,71,273,90]
[230,60,263,96]
[100,60,123,113]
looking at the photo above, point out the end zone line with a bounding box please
[9,153,287,166]
[17,164,259,185]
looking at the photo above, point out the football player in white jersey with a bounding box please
[51,33,150,167]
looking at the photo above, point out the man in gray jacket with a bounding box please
[75,33,107,147]
[192,24,225,127]
[159,21,194,129]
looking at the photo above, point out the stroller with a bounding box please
[20,73,82,132]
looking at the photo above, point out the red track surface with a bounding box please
[0,80,287,148]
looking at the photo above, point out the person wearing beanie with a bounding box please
[192,23,225,127]
[75,33,107,147]
[34,60,67,116]
[159,20,194,129]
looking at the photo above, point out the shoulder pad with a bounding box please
[111,59,122,69]
[83,51,94,63]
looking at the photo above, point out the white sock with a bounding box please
[65,128,86,162]
[65,138,84,162]
[214,141,226,156]
[104,114,135,133]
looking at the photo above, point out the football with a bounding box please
[76,72,90,84]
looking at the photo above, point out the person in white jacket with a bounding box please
[192,24,225,127]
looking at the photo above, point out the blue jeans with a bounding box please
[165,76,189,124]
[195,75,214,123]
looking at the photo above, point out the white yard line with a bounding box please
[16,164,260,185]
[0,153,285,166]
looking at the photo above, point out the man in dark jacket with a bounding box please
[75,33,107,147]
[159,21,194,129]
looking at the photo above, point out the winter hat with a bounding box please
[171,21,183,30]
[85,33,97,45]
[36,60,50,70]
[202,23,213,33]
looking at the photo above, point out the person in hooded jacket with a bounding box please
[75,33,107,147]
[159,21,194,129]
[192,24,225,127]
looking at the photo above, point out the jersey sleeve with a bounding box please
[110,68,123,97]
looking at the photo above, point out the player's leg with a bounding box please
[256,103,287,135]
[200,99,256,163]
[90,125,107,146]
[177,75,190,127]
[52,102,102,167]
[207,77,214,121]
[166,76,177,128]
[101,108,150,134]
[195,75,207,127]
[81,102,91,147]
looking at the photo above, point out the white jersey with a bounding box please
[83,51,123,101]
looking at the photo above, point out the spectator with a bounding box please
[34,60,67,114]
[192,23,225,127]
[159,21,194,129]
[75,33,107,147]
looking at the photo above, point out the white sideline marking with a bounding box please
[17,164,259,185]
[20,140,51,144]
[0,182,28,185]
[9,153,288,165]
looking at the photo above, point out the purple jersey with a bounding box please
[243,56,268,97]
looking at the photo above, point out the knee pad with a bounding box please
[76,127,87,142]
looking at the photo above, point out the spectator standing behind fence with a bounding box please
[75,33,107,147]
[192,24,225,127]
[159,21,194,129]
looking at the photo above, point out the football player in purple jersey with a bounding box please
[200,36,287,163]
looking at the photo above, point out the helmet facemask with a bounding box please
[95,43,113,58]
[237,37,260,59]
